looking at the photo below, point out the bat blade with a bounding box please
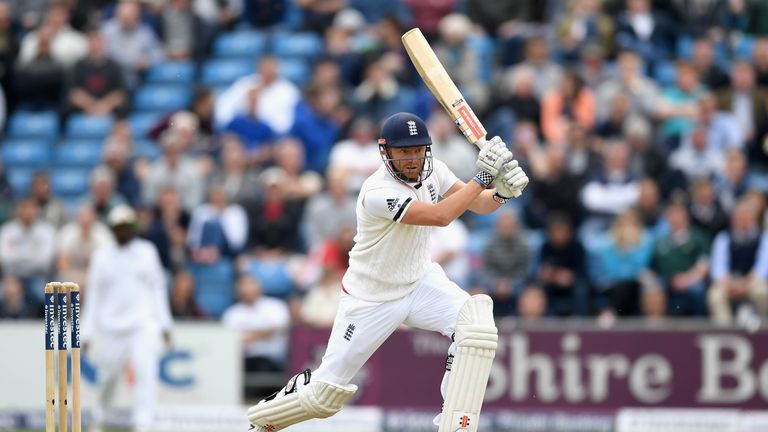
[402,28,487,147]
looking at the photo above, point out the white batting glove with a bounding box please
[474,136,512,187]
[494,159,529,200]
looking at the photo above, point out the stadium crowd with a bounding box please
[3,0,768,387]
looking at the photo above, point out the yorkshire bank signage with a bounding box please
[290,326,768,409]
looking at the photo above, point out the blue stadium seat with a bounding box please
[55,140,103,167]
[653,61,677,87]
[213,30,266,58]
[8,111,59,138]
[201,59,253,86]
[146,61,195,84]
[133,139,161,160]
[65,114,114,139]
[272,32,323,58]
[2,139,51,167]
[245,259,294,298]
[129,112,163,138]
[6,167,35,196]
[736,36,755,60]
[279,58,310,85]
[134,85,192,112]
[188,260,235,318]
[51,168,90,197]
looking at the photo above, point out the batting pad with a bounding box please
[439,295,498,432]
[247,379,357,431]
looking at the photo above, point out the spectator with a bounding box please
[143,187,190,271]
[555,0,614,63]
[272,137,323,200]
[615,0,674,65]
[101,0,164,86]
[595,92,633,139]
[657,61,705,143]
[0,160,11,224]
[480,210,529,317]
[208,135,262,204]
[659,0,722,38]
[525,143,585,228]
[594,209,654,316]
[142,129,206,212]
[650,199,710,316]
[670,123,726,182]
[541,70,595,145]
[717,62,768,166]
[516,283,548,322]
[404,0,456,39]
[581,141,641,229]
[292,84,347,173]
[224,85,276,158]
[102,138,142,207]
[149,86,216,139]
[14,25,66,108]
[81,166,127,221]
[222,275,290,398]
[494,66,541,131]
[187,183,248,263]
[426,110,479,182]
[680,93,743,153]
[690,37,729,90]
[328,117,381,191]
[716,149,752,212]
[564,123,601,178]
[303,167,356,251]
[625,117,681,194]
[708,200,768,324]
[170,270,207,319]
[753,37,768,87]
[246,167,306,253]
[18,3,87,68]
[295,0,345,34]
[595,50,659,122]
[215,55,301,134]
[56,204,113,290]
[0,199,56,304]
[159,0,208,61]
[0,276,40,318]
[193,0,243,31]
[688,176,729,242]
[502,36,562,99]
[0,2,19,95]
[636,177,664,231]
[300,268,342,328]
[538,214,589,316]
[29,171,69,229]
[65,29,128,118]
[431,219,471,289]
[578,42,611,89]
[353,58,415,123]
[641,285,668,326]
[433,14,488,112]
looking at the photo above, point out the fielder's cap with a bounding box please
[107,205,137,227]
[379,112,431,148]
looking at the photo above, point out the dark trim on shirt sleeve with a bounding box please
[393,197,413,222]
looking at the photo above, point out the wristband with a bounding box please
[492,192,510,204]
[473,171,494,188]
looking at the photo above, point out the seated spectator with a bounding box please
[65,29,128,118]
[717,62,767,166]
[272,137,323,200]
[625,117,679,193]
[159,0,208,61]
[0,160,11,224]
[222,275,290,398]
[596,50,659,123]
[149,87,215,139]
[291,85,344,173]
[541,70,596,145]
[18,3,87,68]
[641,285,668,326]
[81,166,128,221]
[101,0,164,86]
[300,268,342,328]
[493,66,540,131]
[431,219,471,289]
[224,85,276,158]
[143,187,190,271]
[708,200,768,325]
[170,271,207,319]
[595,93,633,139]
[480,210,529,317]
[670,124,726,182]
[328,117,381,191]
[215,55,301,135]
[680,93,743,153]
[142,130,205,212]
[303,168,356,251]
[564,123,601,178]
[14,25,66,108]
[716,149,752,212]
[296,0,345,34]
[426,110,479,183]
[636,177,664,232]
[0,276,41,318]
[581,141,641,231]
[594,209,654,316]
[353,58,415,123]
[525,143,585,229]
[246,167,306,254]
[434,14,489,112]
[208,135,262,204]
[29,171,69,229]
[577,42,611,89]
[614,0,673,66]
[753,38,768,87]
[0,199,56,304]
[555,0,614,63]
[650,199,709,316]
[688,176,728,242]
[56,204,113,290]
[516,283,548,323]
[501,37,562,100]
[656,62,705,143]
[193,0,243,31]
[690,37,729,90]
[538,214,588,316]
[102,138,142,207]
[187,184,248,263]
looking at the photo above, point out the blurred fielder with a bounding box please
[247,112,528,432]
[81,205,173,432]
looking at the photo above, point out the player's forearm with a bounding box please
[468,189,503,214]
[433,180,485,225]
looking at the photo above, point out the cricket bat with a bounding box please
[402,28,522,197]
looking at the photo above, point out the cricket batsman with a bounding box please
[246,112,529,432]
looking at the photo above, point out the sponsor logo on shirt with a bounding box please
[386,198,400,212]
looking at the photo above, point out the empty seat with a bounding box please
[146,61,195,84]
[128,112,163,138]
[2,139,51,167]
[188,260,235,318]
[201,59,253,86]
[133,139,161,160]
[8,111,59,138]
[6,167,35,196]
[245,258,294,298]
[51,168,91,197]
[66,114,114,139]
[279,58,310,85]
[653,61,677,87]
[272,32,323,58]
[134,85,192,112]
[213,31,266,58]
[55,141,103,167]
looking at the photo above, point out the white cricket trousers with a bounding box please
[91,324,162,430]
[313,262,469,387]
